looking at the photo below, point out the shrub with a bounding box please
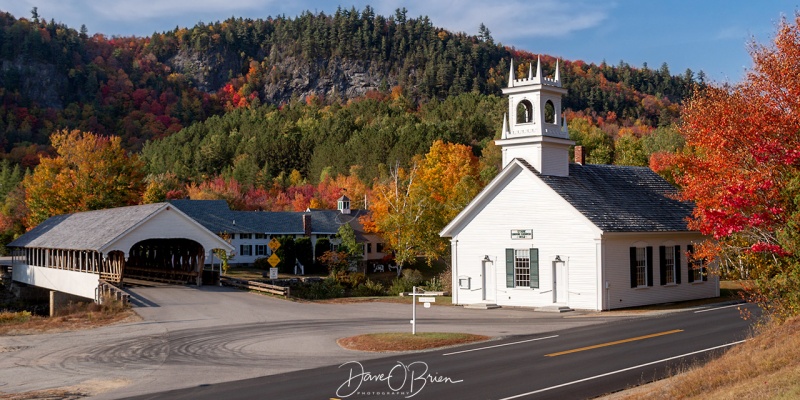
[352,279,386,297]
[294,277,344,300]
[388,269,424,295]
[0,310,32,324]
[253,257,270,270]
[425,276,444,292]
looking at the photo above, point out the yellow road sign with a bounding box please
[268,238,281,251]
[268,253,280,267]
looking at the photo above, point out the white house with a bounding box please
[439,58,717,311]
[169,197,388,268]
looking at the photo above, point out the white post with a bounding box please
[411,285,417,335]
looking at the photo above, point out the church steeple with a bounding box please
[496,57,574,176]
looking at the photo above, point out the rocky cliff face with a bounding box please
[166,46,399,103]
[167,48,245,93]
[261,57,397,103]
[1,57,68,109]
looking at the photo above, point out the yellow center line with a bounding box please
[545,329,684,357]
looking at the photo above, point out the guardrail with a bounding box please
[221,276,290,297]
[97,279,130,305]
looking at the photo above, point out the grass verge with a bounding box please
[0,298,137,336]
[608,315,800,399]
[337,332,489,352]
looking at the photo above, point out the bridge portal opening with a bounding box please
[124,239,206,285]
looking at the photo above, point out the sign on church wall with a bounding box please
[510,229,533,240]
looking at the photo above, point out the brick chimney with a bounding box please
[303,214,312,237]
[574,145,586,165]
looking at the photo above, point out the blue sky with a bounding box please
[1,0,798,83]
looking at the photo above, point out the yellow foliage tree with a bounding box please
[24,130,146,228]
[362,140,481,267]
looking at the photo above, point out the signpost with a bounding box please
[268,239,281,283]
[410,288,438,334]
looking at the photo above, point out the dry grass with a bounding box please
[610,316,800,399]
[318,295,453,306]
[0,299,138,336]
[337,332,490,352]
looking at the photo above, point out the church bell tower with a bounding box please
[495,57,573,176]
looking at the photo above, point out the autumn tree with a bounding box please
[24,130,146,228]
[363,140,481,267]
[666,14,800,320]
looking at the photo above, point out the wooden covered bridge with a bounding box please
[8,203,234,301]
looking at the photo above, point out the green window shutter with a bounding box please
[505,248,515,288]
[659,246,667,286]
[629,247,637,288]
[674,245,681,284]
[646,246,654,287]
[687,245,695,283]
[530,248,539,289]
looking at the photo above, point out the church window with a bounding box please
[505,248,539,288]
[630,246,653,287]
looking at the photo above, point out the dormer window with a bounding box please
[337,195,351,214]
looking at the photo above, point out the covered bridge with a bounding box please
[9,203,234,300]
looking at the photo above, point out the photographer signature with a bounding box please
[336,360,463,398]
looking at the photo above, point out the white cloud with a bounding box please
[364,0,612,42]
[86,0,276,21]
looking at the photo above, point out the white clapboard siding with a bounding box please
[450,166,601,309]
[602,233,718,310]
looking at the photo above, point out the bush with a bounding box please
[388,269,424,295]
[352,279,386,297]
[253,257,270,270]
[425,276,444,292]
[0,310,31,324]
[294,277,344,300]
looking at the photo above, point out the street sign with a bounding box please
[418,297,436,303]
[268,253,280,267]
[268,238,281,251]
[424,303,431,308]
[269,267,278,280]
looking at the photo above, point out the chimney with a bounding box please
[302,214,312,237]
[574,145,586,165]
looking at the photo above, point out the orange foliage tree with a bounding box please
[665,14,800,319]
[362,140,481,267]
[24,130,146,228]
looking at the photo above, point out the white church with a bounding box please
[440,58,718,311]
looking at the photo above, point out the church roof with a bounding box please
[518,159,693,232]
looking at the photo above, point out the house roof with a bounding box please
[169,199,371,238]
[9,203,168,250]
[520,159,693,232]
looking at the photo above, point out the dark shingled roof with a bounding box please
[518,160,693,232]
[169,199,370,238]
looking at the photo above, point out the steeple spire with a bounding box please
[533,56,543,84]
[554,59,560,82]
[508,58,515,88]
[501,113,509,139]
[527,62,533,80]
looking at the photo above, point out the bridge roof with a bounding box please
[9,203,168,251]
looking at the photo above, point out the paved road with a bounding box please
[0,284,638,399]
[122,302,757,400]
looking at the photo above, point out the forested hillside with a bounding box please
[0,6,701,250]
[1,7,698,158]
